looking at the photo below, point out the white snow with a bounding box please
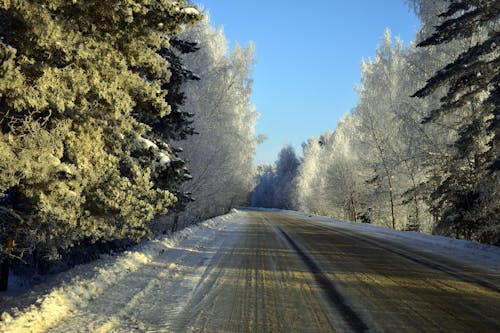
[181,7,199,16]
[0,211,237,333]
[157,153,171,167]
[136,137,157,150]
[1,208,498,332]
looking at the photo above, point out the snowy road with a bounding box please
[1,209,500,332]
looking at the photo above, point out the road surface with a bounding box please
[3,209,500,332]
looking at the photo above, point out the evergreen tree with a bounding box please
[412,0,499,243]
[0,0,201,272]
[148,36,201,214]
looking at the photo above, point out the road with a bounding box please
[4,209,500,332]
[167,210,500,333]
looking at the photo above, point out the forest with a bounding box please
[0,0,258,287]
[0,0,498,291]
[251,0,499,245]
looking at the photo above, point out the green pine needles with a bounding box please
[0,0,201,259]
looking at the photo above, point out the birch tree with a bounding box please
[169,15,258,225]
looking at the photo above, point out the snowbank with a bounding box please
[0,211,236,333]
[2,208,498,332]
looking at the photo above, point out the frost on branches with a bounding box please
[164,14,258,226]
[0,0,201,270]
[256,0,499,245]
[412,0,500,243]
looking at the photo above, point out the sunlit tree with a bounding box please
[169,14,258,225]
[413,0,500,243]
[0,0,201,269]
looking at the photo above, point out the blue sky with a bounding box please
[195,1,421,165]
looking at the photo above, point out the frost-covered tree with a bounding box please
[273,145,300,209]
[406,0,449,41]
[250,165,277,208]
[295,137,331,215]
[412,0,500,243]
[165,14,258,225]
[322,116,365,222]
[0,0,201,270]
[250,145,300,209]
[350,30,439,230]
[352,31,407,229]
[282,0,497,245]
[294,28,452,232]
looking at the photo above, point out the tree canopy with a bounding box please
[172,15,258,224]
[413,0,499,242]
[255,0,499,245]
[0,0,201,259]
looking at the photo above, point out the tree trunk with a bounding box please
[171,215,179,233]
[403,159,420,225]
[0,238,14,291]
[350,193,357,222]
[386,172,396,230]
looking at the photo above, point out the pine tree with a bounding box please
[147,37,201,214]
[0,0,201,281]
[412,0,499,244]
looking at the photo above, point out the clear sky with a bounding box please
[195,1,421,165]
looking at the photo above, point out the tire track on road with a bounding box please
[308,222,500,294]
[278,216,500,331]
[276,226,370,333]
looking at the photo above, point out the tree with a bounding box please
[352,30,409,229]
[275,0,496,244]
[412,0,499,244]
[250,145,300,209]
[148,36,201,215]
[295,137,330,215]
[293,27,451,231]
[250,165,277,208]
[322,116,366,222]
[0,0,201,286]
[405,0,450,41]
[166,14,258,226]
[273,145,300,209]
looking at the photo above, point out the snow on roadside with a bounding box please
[2,208,498,332]
[269,208,500,273]
[0,210,237,333]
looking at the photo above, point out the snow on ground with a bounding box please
[1,208,498,332]
[262,208,500,273]
[0,210,237,333]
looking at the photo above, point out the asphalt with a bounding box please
[171,210,500,333]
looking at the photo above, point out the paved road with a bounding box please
[29,209,500,332]
[169,210,500,333]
